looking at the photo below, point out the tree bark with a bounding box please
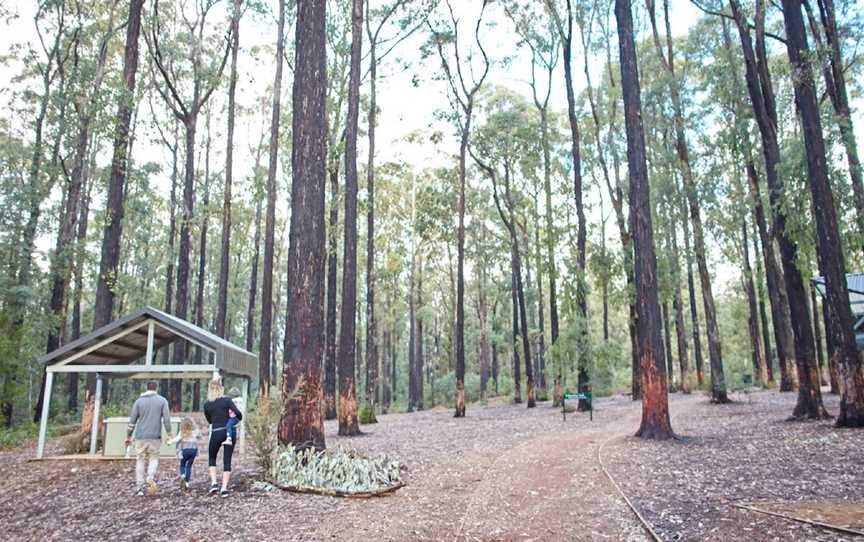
[324,160,339,420]
[616,0,673,439]
[337,0,364,436]
[742,216,768,385]
[662,301,674,390]
[782,0,861,424]
[811,287,828,386]
[364,20,378,419]
[278,0,328,450]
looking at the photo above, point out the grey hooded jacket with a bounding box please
[128,390,172,440]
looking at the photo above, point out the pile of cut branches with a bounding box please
[271,445,403,498]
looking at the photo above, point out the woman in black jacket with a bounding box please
[204,378,243,497]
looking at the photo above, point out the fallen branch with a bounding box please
[731,502,864,538]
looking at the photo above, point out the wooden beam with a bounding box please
[54,321,150,367]
[47,364,218,374]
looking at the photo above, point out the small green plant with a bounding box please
[358,403,377,424]
[246,394,281,476]
[0,422,39,450]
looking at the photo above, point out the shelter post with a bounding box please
[36,371,54,459]
[145,321,155,364]
[89,374,103,455]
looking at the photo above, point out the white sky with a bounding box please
[2,0,862,297]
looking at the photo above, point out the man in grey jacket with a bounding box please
[125,381,173,496]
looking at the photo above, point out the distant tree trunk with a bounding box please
[662,301,674,390]
[278,0,328,451]
[324,160,339,420]
[68,172,93,410]
[681,213,704,387]
[616,0,673,439]
[160,127,179,382]
[364,19,379,419]
[742,216,768,385]
[746,158,794,389]
[192,112,212,411]
[670,215,691,393]
[258,0,285,396]
[822,298,839,393]
[810,288,828,386]
[752,226,775,383]
[337,0,364,437]
[511,262,522,404]
[245,168,263,353]
[478,270,490,401]
[414,254,425,410]
[407,251,416,411]
[781,0,861,424]
[216,0,242,338]
[94,0,145,329]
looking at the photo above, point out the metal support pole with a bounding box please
[36,371,54,459]
[145,321,155,365]
[89,374,103,455]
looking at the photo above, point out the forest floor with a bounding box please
[2,388,863,541]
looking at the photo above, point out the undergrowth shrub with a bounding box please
[246,394,280,476]
[358,404,377,424]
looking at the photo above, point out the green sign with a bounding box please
[562,391,593,422]
[564,392,590,400]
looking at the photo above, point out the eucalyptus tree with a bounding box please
[148,0,231,409]
[781,0,864,426]
[336,0,364,437]
[279,0,328,451]
[427,0,491,417]
[728,0,829,418]
[615,0,673,439]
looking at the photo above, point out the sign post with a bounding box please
[562,391,593,422]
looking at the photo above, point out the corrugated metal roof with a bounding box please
[812,273,864,316]
[37,307,257,380]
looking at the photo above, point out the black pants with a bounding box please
[208,429,234,472]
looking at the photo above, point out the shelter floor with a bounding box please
[3,389,863,541]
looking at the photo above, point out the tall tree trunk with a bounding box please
[94,0,145,328]
[407,249,416,411]
[278,0,328,450]
[364,30,378,419]
[216,0,242,338]
[259,0,286,396]
[67,172,93,411]
[782,0,861,424]
[616,0,673,439]
[337,0,364,436]
[561,0,588,398]
[324,161,339,420]
[670,213,691,393]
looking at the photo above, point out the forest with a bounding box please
[1,0,863,539]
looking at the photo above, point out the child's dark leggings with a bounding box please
[208,429,234,471]
[179,448,198,481]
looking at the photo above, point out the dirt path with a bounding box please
[3,389,860,541]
